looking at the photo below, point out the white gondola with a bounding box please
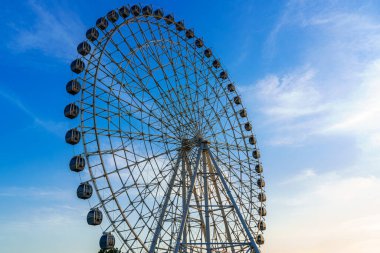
[258,207,267,216]
[77,41,91,56]
[87,208,103,226]
[70,59,85,74]
[234,96,241,105]
[253,149,260,159]
[142,6,153,16]
[213,60,221,68]
[119,6,130,18]
[257,178,265,188]
[204,48,212,58]
[107,10,119,22]
[96,17,108,30]
[153,9,163,19]
[65,128,81,145]
[256,234,265,245]
[258,192,266,202]
[195,38,204,48]
[220,71,228,79]
[99,232,115,250]
[86,28,99,42]
[249,135,256,145]
[227,83,235,92]
[186,29,195,39]
[77,182,93,199]
[255,164,263,173]
[239,109,247,118]
[131,5,141,16]
[176,21,185,31]
[244,122,252,131]
[64,103,79,119]
[69,155,85,172]
[258,220,266,231]
[66,80,81,95]
[165,14,174,24]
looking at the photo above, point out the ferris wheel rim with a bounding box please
[65,4,266,252]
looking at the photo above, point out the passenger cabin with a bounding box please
[176,21,185,31]
[227,83,235,92]
[195,39,204,48]
[77,41,91,56]
[258,192,266,202]
[77,182,93,199]
[154,9,164,19]
[64,103,79,119]
[96,17,108,30]
[204,49,212,58]
[87,208,103,226]
[99,232,115,250]
[119,6,130,18]
[255,164,263,173]
[142,6,153,16]
[66,80,81,95]
[65,128,81,145]
[258,207,267,216]
[186,29,195,39]
[244,122,252,131]
[131,5,141,16]
[69,155,85,172]
[239,109,247,118]
[107,10,119,22]
[213,60,221,69]
[86,28,99,42]
[257,178,265,188]
[71,59,85,74]
[249,135,256,145]
[165,14,174,24]
[219,71,228,79]
[253,149,260,159]
[258,220,266,231]
[256,234,265,245]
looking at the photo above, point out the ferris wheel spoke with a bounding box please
[101,55,189,139]
[84,56,184,137]
[68,10,266,253]
[143,21,199,125]
[87,146,178,182]
[121,23,197,137]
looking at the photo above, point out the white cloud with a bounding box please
[0,87,68,136]
[0,186,70,199]
[10,0,85,60]
[266,169,380,253]
[248,2,380,253]
[244,1,380,148]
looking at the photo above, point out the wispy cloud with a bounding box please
[10,0,85,60]
[0,186,70,199]
[0,87,67,136]
[267,169,380,253]
[251,2,380,252]
[245,1,380,148]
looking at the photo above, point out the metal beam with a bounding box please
[206,153,235,253]
[149,152,183,253]
[203,149,212,253]
[206,145,261,253]
[174,144,203,253]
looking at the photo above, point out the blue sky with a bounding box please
[1,0,380,252]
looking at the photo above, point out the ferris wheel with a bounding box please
[64,4,267,253]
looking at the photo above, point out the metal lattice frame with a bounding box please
[65,4,266,253]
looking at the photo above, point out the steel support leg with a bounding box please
[149,153,183,253]
[174,145,203,253]
[206,145,261,253]
[203,149,212,253]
